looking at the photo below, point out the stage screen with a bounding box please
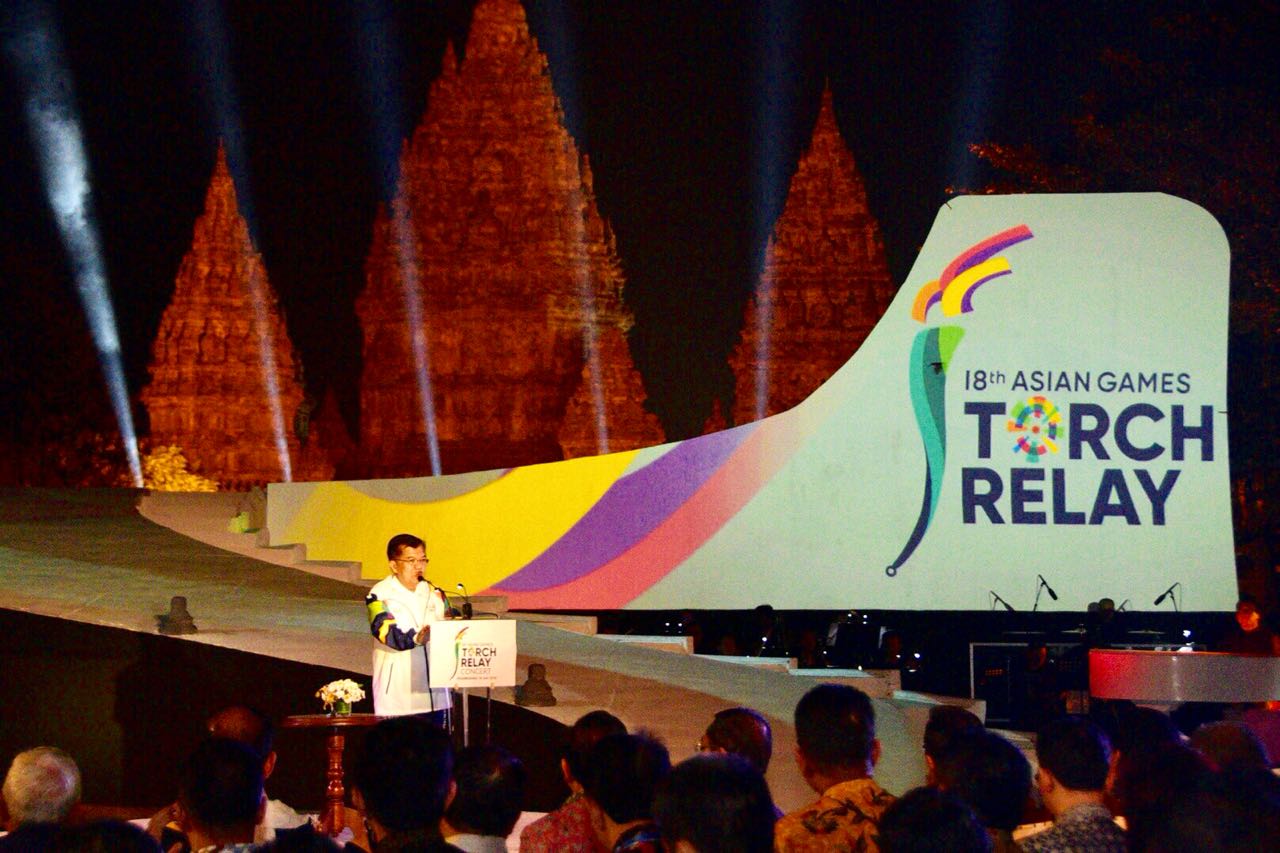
[268,194,1235,611]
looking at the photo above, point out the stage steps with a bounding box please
[137,490,366,585]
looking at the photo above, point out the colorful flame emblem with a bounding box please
[887,224,1035,577]
[1008,395,1063,461]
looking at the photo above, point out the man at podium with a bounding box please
[365,533,453,721]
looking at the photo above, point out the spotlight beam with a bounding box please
[4,3,143,485]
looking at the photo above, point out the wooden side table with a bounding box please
[281,713,389,836]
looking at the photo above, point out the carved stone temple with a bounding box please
[141,147,332,487]
[357,0,646,477]
[729,87,895,425]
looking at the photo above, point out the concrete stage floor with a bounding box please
[0,487,990,813]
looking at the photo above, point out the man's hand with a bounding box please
[415,625,430,644]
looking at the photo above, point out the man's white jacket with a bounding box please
[366,574,452,715]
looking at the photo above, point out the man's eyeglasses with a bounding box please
[394,557,429,566]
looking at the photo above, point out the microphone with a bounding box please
[990,591,1016,612]
[1153,582,1180,606]
[1037,574,1059,601]
[1117,599,1130,612]
[455,582,473,619]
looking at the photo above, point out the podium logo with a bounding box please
[449,626,501,681]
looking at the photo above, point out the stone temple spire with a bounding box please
[729,86,894,425]
[358,0,635,476]
[142,145,331,486]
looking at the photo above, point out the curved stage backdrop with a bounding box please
[268,194,1235,611]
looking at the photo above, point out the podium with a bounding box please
[429,618,518,744]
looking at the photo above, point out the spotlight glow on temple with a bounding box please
[571,181,610,455]
[393,208,443,476]
[192,0,294,481]
[351,3,443,475]
[5,5,143,486]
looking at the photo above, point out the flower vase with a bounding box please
[333,699,351,716]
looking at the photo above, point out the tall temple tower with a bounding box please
[358,0,634,476]
[141,147,332,487]
[729,87,895,425]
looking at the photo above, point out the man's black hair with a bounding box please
[923,705,983,762]
[934,728,1030,831]
[563,710,626,784]
[386,533,425,560]
[704,707,773,774]
[653,754,776,853]
[1035,716,1110,791]
[353,717,453,832]
[178,738,264,833]
[445,745,527,838]
[794,684,875,774]
[579,733,670,824]
[876,787,992,853]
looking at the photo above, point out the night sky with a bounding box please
[0,1,1262,475]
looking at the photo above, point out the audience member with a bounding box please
[1189,720,1271,773]
[1022,716,1123,853]
[1101,705,1182,799]
[349,716,460,853]
[175,738,265,853]
[1,746,82,852]
[652,754,775,853]
[1111,740,1209,851]
[578,733,670,853]
[49,819,161,852]
[520,710,626,853]
[699,708,772,775]
[922,705,983,786]
[441,745,526,853]
[933,727,1031,853]
[775,684,895,853]
[875,787,992,853]
[1127,765,1280,852]
[147,705,310,849]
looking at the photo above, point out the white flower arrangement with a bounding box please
[316,678,366,711]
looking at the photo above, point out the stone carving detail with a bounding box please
[142,146,332,486]
[358,0,635,476]
[729,87,895,425]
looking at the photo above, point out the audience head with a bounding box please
[653,754,775,853]
[1190,720,1271,773]
[701,707,773,774]
[934,728,1031,832]
[580,733,671,827]
[794,684,878,788]
[1036,715,1110,791]
[562,710,626,789]
[207,705,276,776]
[353,716,453,834]
[922,705,983,785]
[1114,740,1210,847]
[177,738,264,842]
[2,746,82,827]
[876,787,992,853]
[444,745,527,839]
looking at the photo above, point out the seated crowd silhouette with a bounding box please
[4,685,1280,852]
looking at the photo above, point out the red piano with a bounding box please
[1090,649,1280,703]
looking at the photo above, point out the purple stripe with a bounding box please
[959,268,1012,313]
[494,426,752,591]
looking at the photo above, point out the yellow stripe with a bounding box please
[280,449,643,589]
[940,256,1010,317]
